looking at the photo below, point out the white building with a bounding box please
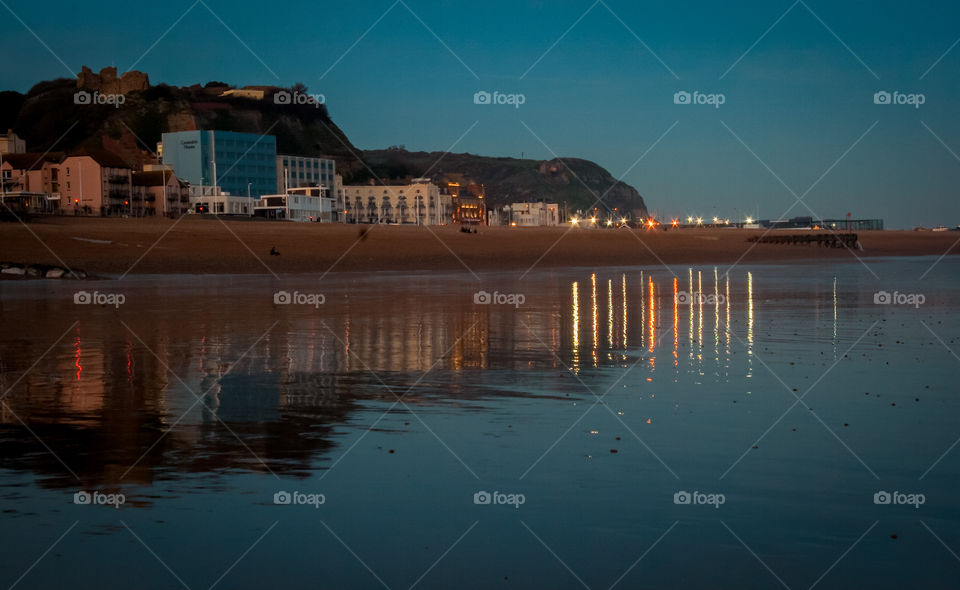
[188,185,252,215]
[254,186,334,222]
[341,181,451,225]
[277,155,336,194]
[509,202,560,226]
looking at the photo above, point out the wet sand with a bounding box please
[0,217,957,275]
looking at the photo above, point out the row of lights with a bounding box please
[568,216,757,227]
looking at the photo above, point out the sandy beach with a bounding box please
[1,217,957,276]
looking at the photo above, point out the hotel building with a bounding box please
[276,155,336,193]
[160,130,277,202]
[340,181,451,225]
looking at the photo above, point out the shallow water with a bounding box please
[1,258,958,589]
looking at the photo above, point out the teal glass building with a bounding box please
[160,130,277,199]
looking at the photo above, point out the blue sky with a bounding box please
[3,0,959,227]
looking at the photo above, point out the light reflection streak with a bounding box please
[713,267,720,362]
[688,268,694,360]
[591,273,598,367]
[747,271,754,378]
[648,276,656,354]
[697,270,703,363]
[74,334,83,381]
[672,277,679,367]
[621,274,628,351]
[572,281,580,372]
[833,277,838,359]
[725,274,731,366]
[607,279,614,351]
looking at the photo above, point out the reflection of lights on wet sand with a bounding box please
[725,274,731,362]
[648,276,655,355]
[713,267,720,357]
[688,268,694,359]
[74,334,83,381]
[747,272,754,347]
[832,277,838,341]
[640,271,645,338]
[621,274,628,350]
[572,281,580,371]
[697,270,703,361]
[607,279,614,349]
[591,273,598,367]
[747,271,754,378]
[672,277,679,365]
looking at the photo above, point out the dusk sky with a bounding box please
[3,0,959,227]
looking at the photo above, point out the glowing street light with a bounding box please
[686,216,693,224]
[570,218,580,225]
[745,217,753,224]
[605,219,613,226]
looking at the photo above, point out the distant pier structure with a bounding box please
[759,216,883,230]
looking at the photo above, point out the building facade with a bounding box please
[341,182,451,225]
[0,130,26,154]
[255,186,334,222]
[161,130,277,202]
[132,169,190,217]
[60,150,134,216]
[509,202,560,226]
[276,155,336,194]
